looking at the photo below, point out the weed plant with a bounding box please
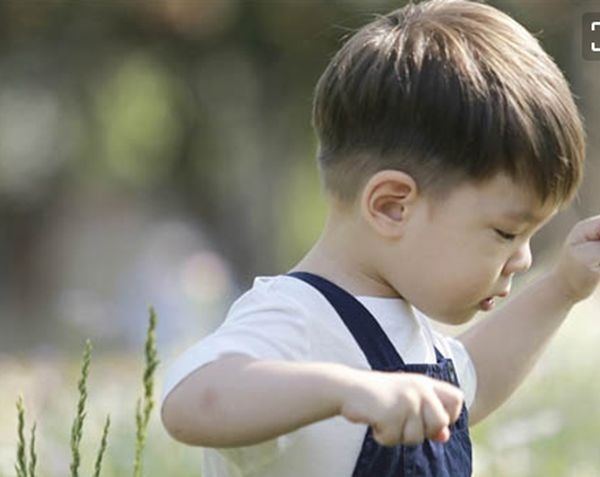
[14,307,159,477]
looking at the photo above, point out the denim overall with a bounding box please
[288,272,472,476]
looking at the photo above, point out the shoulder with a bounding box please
[225,274,370,364]
[227,273,346,325]
[232,274,318,310]
[162,275,321,402]
[223,274,324,327]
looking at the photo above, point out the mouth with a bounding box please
[479,289,510,311]
[478,285,511,312]
[479,296,496,311]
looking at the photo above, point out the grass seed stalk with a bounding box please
[133,307,159,477]
[70,340,91,477]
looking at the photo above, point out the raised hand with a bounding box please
[552,215,600,303]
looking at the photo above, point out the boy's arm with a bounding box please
[161,354,464,448]
[161,354,349,447]
[459,215,600,425]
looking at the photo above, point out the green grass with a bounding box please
[4,307,199,477]
[133,307,159,477]
[69,340,91,477]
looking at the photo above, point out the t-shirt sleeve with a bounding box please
[162,281,310,403]
[441,336,478,410]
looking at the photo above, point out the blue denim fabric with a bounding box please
[288,272,472,477]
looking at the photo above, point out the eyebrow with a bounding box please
[502,210,537,222]
[502,208,554,224]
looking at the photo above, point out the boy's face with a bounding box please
[388,174,557,325]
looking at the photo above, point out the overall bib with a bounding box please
[288,272,472,477]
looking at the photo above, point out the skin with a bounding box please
[162,170,600,448]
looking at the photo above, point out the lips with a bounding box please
[479,288,510,311]
[479,296,496,311]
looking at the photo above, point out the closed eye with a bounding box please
[495,229,517,241]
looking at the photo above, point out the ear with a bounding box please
[360,170,419,238]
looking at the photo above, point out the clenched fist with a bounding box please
[338,370,464,447]
[552,215,600,303]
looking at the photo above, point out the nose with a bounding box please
[502,240,532,276]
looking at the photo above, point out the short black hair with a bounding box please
[313,0,585,206]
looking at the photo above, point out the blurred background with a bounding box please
[0,0,598,475]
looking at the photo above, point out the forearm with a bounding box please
[459,273,577,425]
[161,354,353,447]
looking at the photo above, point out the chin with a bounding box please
[451,313,477,325]
[432,309,477,326]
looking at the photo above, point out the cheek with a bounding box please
[442,233,503,277]
[393,230,498,304]
[430,255,497,301]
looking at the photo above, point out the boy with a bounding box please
[161,0,599,475]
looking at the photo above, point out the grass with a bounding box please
[6,307,171,477]
[69,340,91,477]
[15,396,32,477]
[133,308,159,477]
[93,417,110,477]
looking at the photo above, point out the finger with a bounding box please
[421,393,451,442]
[372,417,405,448]
[571,215,600,244]
[431,380,464,424]
[433,427,450,443]
[573,242,600,269]
[402,415,425,445]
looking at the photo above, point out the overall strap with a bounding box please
[287,271,406,370]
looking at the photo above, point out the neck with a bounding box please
[290,205,399,298]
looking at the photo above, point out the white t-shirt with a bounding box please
[162,275,477,477]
